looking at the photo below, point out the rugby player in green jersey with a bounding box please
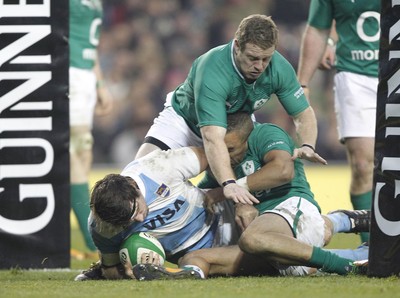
[132,112,370,279]
[298,0,380,243]
[136,14,327,209]
[69,0,113,258]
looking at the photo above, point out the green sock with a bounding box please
[71,183,96,251]
[309,246,353,275]
[351,192,372,243]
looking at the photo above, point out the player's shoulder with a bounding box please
[196,42,232,69]
[252,122,291,140]
[253,122,285,133]
[140,148,199,175]
[269,51,293,70]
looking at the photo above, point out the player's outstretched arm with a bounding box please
[291,107,327,165]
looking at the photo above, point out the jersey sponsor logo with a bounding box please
[351,49,379,61]
[349,11,380,61]
[267,141,284,149]
[155,183,170,197]
[143,198,185,230]
[241,161,255,176]
[294,87,304,99]
[83,48,97,61]
[357,11,380,43]
[253,98,268,110]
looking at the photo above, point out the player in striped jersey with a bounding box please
[75,146,239,280]
[76,115,369,281]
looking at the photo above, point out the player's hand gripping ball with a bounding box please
[119,232,166,268]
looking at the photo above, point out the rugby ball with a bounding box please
[119,232,166,268]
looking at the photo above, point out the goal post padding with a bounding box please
[369,0,400,277]
[0,1,70,269]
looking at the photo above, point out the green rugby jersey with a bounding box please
[198,123,320,214]
[70,0,103,69]
[308,0,380,77]
[172,41,309,137]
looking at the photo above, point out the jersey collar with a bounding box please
[230,40,245,80]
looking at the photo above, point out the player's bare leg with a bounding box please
[239,213,314,265]
[70,125,97,256]
[132,245,278,280]
[239,213,357,275]
[70,126,92,183]
[344,137,374,242]
[344,137,374,196]
[179,245,278,278]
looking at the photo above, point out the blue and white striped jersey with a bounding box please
[89,147,220,265]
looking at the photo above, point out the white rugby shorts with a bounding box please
[144,92,203,149]
[264,197,325,276]
[334,71,378,141]
[69,67,97,128]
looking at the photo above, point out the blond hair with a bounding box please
[234,14,279,51]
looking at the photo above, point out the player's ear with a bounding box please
[234,39,240,54]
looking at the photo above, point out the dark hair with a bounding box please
[234,14,279,51]
[227,112,254,141]
[90,174,139,226]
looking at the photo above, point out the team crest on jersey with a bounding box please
[241,161,255,176]
[156,183,170,197]
[253,98,268,110]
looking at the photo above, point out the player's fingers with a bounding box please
[153,253,160,265]
[237,194,258,205]
[301,152,328,165]
[239,196,253,205]
[318,60,331,70]
[314,153,328,165]
[291,148,301,161]
[236,187,259,204]
[147,251,154,264]
[249,195,260,204]
[140,252,149,263]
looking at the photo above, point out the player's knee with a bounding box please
[238,231,262,254]
[178,253,191,266]
[349,151,373,177]
[179,250,200,267]
[70,131,94,153]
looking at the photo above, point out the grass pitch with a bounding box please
[1,166,399,298]
[1,230,399,298]
[1,265,399,298]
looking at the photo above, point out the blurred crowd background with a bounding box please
[93,0,346,167]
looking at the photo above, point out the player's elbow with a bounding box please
[279,163,294,183]
[200,126,225,145]
[272,161,294,185]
